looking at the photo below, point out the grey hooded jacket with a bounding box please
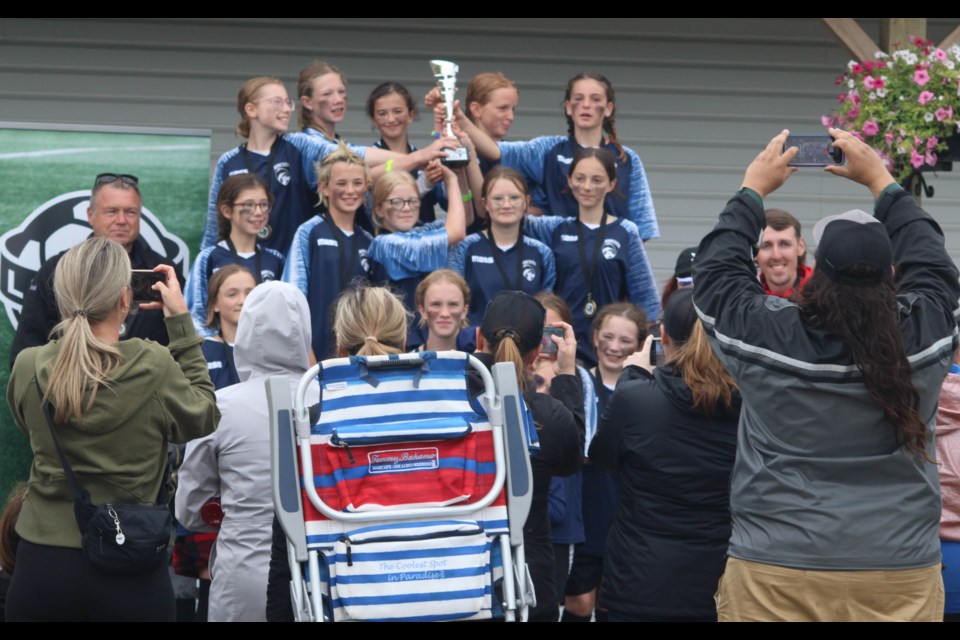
[176,282,319,621]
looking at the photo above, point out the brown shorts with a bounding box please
[715,557,944,622]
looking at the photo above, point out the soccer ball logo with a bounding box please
[0,190,189,329]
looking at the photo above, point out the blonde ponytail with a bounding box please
[46,237,130,423]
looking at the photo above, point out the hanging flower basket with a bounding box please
[823,37,960,184]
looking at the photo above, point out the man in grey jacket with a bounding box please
[694,128,960,621]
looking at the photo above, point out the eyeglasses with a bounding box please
[385,198,419,210]
[487,194,524,208]
[235,201,272,215]
[255,97,296,111]
[94,173,139,188]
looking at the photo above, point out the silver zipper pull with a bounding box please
[108,506,125,545]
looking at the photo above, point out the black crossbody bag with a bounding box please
[36,381,172,575]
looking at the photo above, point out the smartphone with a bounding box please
[541,326,564,357]
[785,134,844,167]
[650,336,664,368]
[131,269,165,304]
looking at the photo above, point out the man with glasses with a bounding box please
[10,173,185,367]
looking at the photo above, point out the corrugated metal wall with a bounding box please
[2,17,960,280]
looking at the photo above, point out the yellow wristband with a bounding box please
[385,159,394,173]
[461,191,473,203]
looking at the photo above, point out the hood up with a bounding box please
[234,281,311,381]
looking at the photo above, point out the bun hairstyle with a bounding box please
[236,76,283,138]
[333,285,411,357]
[46,237,131,423]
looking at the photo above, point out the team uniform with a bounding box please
[201,137,316,255]
[184,241,285,334]
[525,214,660,365]
[498,136,659,241]
[449,232,556,327]
[283,215,373,360]
[368,221,450,350]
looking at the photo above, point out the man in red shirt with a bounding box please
[756,208,812,298]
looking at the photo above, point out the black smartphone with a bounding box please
[785,134,844,167]
[131,269,165,304]
[650,336,664,367]
[541,326,564,357]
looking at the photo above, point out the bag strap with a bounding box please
[35,378,87,501]
[33,379,171,506]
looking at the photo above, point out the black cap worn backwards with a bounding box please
[480,290,546,353]
[812,210,892,287]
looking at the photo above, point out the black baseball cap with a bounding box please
[813,210,892,287]
[662,287,698,344]
[480,290,545,353]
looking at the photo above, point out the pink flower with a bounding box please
[864,61,875,72]
[821,115,836,128]
[911,148,925,169]
[837,93,847,103]
[936,106,954,122]
[926,150,938,166]
[900,128,907,136]
[851,63,863,75]
[935,49,948,62]
[928,135,939,149]
[863,76,876,90]
[915,69,931,86]
[919,90,935,105]
[835,75,845,86]
[915,136,923,146]
[876,61,887,69]
[862,119,879,136]
[847,107,860,120]
[873,77,885,89]
[884,132,895,145]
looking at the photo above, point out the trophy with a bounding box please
[430,59,471,169]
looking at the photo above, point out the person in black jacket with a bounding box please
[474,290,584,622]
[10,173,184,367]
[589,287,740,621]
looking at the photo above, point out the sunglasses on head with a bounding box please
[94,173,140,189]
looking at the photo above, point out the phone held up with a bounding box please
[784,134,845,167]
[130,269,165,304]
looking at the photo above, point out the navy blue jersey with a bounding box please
[283,215,373,360]
[184,241,286,334]
[498,135,659,241]
[368,220,450,350]
[525,214,660,366]
[201,137,315,255]
[201,337,240,391]
[449,232,556,326]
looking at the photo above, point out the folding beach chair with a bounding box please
[268,351,536,621]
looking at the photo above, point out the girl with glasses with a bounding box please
[187,174,285,334]
[201,76,312,256]
[367,162,470,350]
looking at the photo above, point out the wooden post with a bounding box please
[879,18,926,52]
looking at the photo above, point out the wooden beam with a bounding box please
[939,25,960,50]
[821,18,880,60]
[879,18,926,52]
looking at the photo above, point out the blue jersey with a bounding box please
[201,337,239,391]
[449,231,556,326]
[184,241,286,334]
[369,221,450,350]
[498,135,659,241]
[525,214,660,366]
[201,136,315,255]
[283,215,373,360]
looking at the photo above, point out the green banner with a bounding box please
[0,123,211,499]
